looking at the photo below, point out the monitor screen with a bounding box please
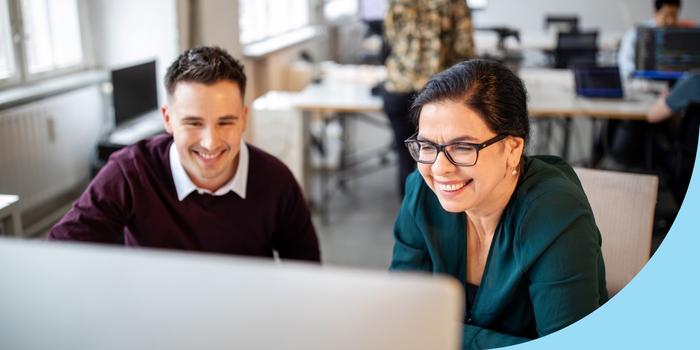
[0,238,464,350]
[636,27,700,73]
[111,61,158,126]
[574,65,624,98]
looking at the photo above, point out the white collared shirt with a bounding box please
[169,140,249,201]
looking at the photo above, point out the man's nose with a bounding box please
[200,127,221,150]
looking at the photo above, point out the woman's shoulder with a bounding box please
[516,155,587,203]
[507,156,598,254]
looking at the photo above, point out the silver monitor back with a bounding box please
[0,238,463,350]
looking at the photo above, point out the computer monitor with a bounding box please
[0,238,464,350]
[111,60,158,126]
[573,65,624,98]
[635,27,700,73]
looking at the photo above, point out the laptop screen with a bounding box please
[574,65,624,98]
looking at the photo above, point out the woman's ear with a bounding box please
[506,136,525,168]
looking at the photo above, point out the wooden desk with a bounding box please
[520,68,656,163]
[522,68,655,119]
[0,194,22,236]
[294,81,383,115]
[293,73,387,223]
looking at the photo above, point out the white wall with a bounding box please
[85,0,180,105]
[472,0,700,34]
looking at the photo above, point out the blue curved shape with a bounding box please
[506,143,700,349]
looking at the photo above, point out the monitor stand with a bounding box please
[108,110,164,145]
[93,110,165,176]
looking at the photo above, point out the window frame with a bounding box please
[239,0,313,47]
[0,0,90,90]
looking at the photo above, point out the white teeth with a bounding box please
[437,182,466,192]
[197,150,222,160]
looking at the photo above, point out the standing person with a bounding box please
[49,46,320,262]
[383,0,476,198]
[391,60,607,348]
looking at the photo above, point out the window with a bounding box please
[324,0,357,22]
[0,0,85,86]
[239,0,310,45]
[0,0,15,80]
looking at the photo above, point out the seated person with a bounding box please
[617,0,691,79]
[390,59,608,348]
[648,73,700,203]
[49,46,320,262]
[648,73,700,123]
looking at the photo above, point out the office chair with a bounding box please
[554,31,598,69]
[670,103,700,205]
[574,167,658,297]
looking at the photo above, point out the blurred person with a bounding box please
[618,0,692,79]
[391,60,607,348]
[648,73,700,204]
[49,47,320,262]
[382,0,476,198]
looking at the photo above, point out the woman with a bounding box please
[390,60,608,348]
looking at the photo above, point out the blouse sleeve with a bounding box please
[520,191,607,336]
[390,173,432,272]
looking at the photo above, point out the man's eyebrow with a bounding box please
[219,115,239,121]
[181,116,203,122]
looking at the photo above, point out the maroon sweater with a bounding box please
[49,134,320,262]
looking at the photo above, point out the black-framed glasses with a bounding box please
[404,133,508,167]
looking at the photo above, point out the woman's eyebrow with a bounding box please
[416,135,479,143]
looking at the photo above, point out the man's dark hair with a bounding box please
[164,46,247,98]
[655,0,681,11]
[410,59,530,146]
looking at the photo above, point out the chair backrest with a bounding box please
[555,31,598,68]
[573,168,658,297]
[544,15,579,33]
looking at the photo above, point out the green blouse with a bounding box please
[391,155,608,349]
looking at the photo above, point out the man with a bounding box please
[49,46,320,262]
[618,0,686,79]
[382,0,475,198]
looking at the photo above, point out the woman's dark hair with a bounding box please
[165,46,247,98]
[409,59,530,146]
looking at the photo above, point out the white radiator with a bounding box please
[0,86,104,214]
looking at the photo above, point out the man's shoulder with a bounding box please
[245,143,306,202]
[108,134,172,172]
[246,143,296,181]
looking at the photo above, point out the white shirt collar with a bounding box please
[169,140,248,201]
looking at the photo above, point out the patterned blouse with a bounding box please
[384,0,476,93]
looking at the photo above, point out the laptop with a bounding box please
[573,65,624,98]
[0,238,464,350]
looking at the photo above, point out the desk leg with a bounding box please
[302,110,331,225]
[9,212,22,237]
[0,204,22,237]
[338,113,350,192]
[562,118,572,161]
[320,115,331,224]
